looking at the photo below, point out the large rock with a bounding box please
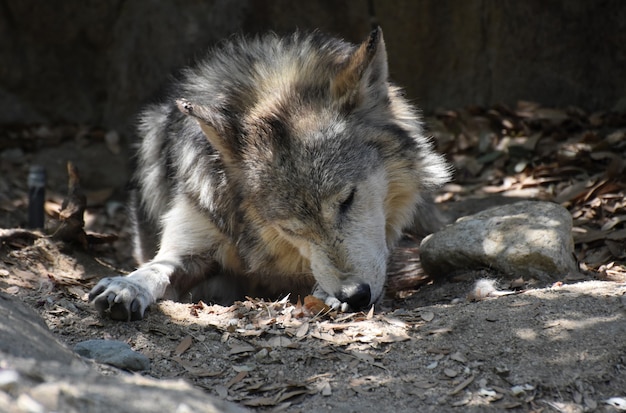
[0,292,76,364]
[0,292,248,413]
[420,201,577,281]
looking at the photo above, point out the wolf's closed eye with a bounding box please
[339,187,356,215]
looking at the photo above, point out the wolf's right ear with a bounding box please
[331,27,389,109]
[176,99,239,163]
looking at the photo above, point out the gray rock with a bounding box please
[0,292,77,364]
[74,340,151,371]
[420,201,577,281]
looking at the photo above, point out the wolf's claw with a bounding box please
[324,296,342,310]
[89,277,153,321]
[312,286,352,312]
[325,298,351,312]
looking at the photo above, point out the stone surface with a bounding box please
[420,201,577,281]
[0,292,249,413]
[374,0,626,112]
[1,1,624,131]
[0,292,77,364]
[74,339,151,371]
[0,1,368,131]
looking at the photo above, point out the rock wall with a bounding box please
[1,0,624,131]
[375,0,626,112]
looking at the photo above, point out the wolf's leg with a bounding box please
[89,195,223,320]
[128,189,160,265]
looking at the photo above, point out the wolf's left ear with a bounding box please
[176,99,240,163]
[331,27,389,108]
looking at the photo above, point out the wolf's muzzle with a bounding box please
[337,283,371,310]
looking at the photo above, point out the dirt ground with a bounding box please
[1,102,626,412]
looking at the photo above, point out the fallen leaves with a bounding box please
[228,342,255,355]
[181,296,413,349]
[174,335,193,356]
[155,296,417,408]
[448,375,475,396]
[303,295,331,315]
[430,101,626,282]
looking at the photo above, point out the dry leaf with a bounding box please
[275,388,309,403]
[427,328,452,335]
[303,295,331,315]
[226,371,247,388]
[232,364,254,372]
[174,335,193,355]
[295,322,309,338]
[11,268,37,280]
[229,343,256,355]
[66,286,87,300]
[267,335,295,348]
[448,375,475,396]
[450,352,467,363]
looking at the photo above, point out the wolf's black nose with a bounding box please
[341,283,371,310]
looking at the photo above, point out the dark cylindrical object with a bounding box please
[27,165,46,229]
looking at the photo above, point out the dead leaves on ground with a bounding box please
[162,295,421,408]
[178,296,412,348]
[430,101,626,280]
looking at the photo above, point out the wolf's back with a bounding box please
[132,30,450,265]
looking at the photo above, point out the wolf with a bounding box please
[89,27,451,321]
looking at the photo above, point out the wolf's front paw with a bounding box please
[312,287,351,312]
[89,277,153,321]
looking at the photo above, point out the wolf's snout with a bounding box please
[338,283,371,310]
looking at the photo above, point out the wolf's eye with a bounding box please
[339,187,356,215]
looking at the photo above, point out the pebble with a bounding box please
[0,369,19,390]
[73,340,151,371]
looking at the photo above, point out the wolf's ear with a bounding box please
[176,99,239,163]
[331,27,389,108]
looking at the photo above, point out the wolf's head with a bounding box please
[175,28,449,310]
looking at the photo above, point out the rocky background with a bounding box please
[1,0,625,132]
